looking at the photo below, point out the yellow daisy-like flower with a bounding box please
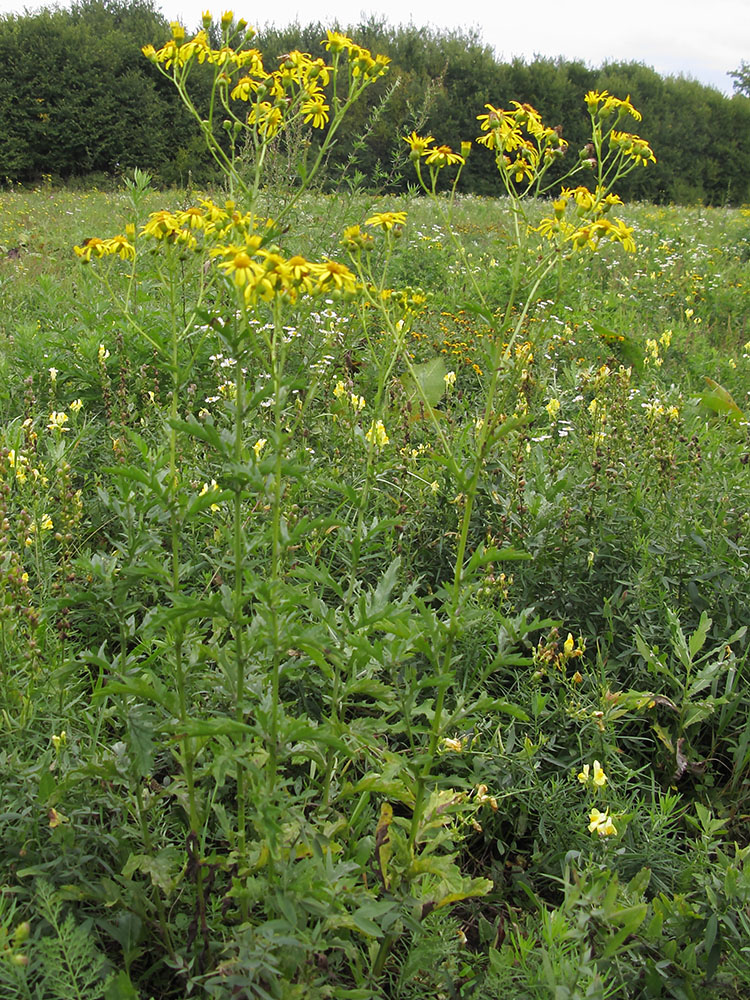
[300,94,329,129]
[402,131,435,156]
[73,237,108,261]
[322,30,354,54]
[311,260,358,294]
[364,211,407,232]
[219,250,260,288]
[103,234,136,260]
[424,145,465,168]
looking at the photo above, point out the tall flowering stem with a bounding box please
[398,93,655,850]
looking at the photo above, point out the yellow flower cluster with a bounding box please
[584,90,642,122]
[475,101,567,186]
[74,234,135,262]
[365,419,389,449]
[403,132,465,168]
[609,130,656,167]
[536,185,637,254]
[212,241,359,304]
[143,23,388,138]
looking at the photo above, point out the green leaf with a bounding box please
[122,847,180,893]
[697,378,744,422]
[105,970,140,1000]
[592,322,645,371]
[400,357,447,408]
[688,611,713,660]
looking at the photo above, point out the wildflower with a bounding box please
[40,514,53,531]
[333,380,347,399]
[403,131,435,159]
[220,249,260,288]
[253,438,267,459]
[365,419,389,449]
[69,398,83,414]
[592,760,607,786]
[588,807,617,836]
[48,808,69,829]
[312,260,358,294]
[545,397,561,419]
[424,145,465,168]
[563,632,575,656]
[98,344,110,363]
[301,94,329,129]
[350,394,366,411]
[365,211,407,232]
[323,30,354,54]
[51,731,67,750]
[577,763,590,784]
[49,367,58,381]
[476,784,498,810]
[47,411,69,433]
[442,737,464,752]
[444,370,456,387]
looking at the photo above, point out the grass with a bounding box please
[0,177,749,1000]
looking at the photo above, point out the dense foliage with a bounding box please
[2,1,750,205]
[1,16,750,1000]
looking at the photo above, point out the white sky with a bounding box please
[1,0,747,94]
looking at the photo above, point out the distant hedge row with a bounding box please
[2,0,750,205]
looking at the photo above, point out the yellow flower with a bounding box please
[253,438,267,459]
[48,808,69,829]
[323,30,354,54]
[365,419,389,449]
[69,398,83,413]
[545,397,561,419]
[588,807,617,836]
[444,370,456,387]
[40,514,53,531]
[333,380,347,398]
[219,249,260,288]
[424,145,465,168]
[592,760,607,787]
[74,237,108,261]
[563,632,575,656]
[476,784,498,810]
[312,260,358,294]
[301,94,329,129]
[51,731,67,750]
[402,131,435,157]
[98,344,110,363]
[48,367,58,381]
[441,737,464,752]
[577,763,590,784]
[47,411,69,433]
[365,211,407,232]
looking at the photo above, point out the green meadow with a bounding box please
[1,22,750,1000]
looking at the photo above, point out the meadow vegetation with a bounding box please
[0,14,749,1000]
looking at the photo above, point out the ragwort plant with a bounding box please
[57,15,498,996]
[16,20,744,997]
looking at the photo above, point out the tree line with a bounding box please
[2,0,749,205]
